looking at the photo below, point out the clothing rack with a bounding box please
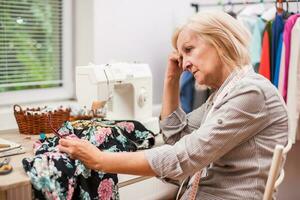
[190,0,300,12]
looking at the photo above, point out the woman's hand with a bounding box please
[160,51,182,120]
[165,51,183,79]
[58,137,102,171]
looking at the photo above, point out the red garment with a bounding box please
[259,30,271,80]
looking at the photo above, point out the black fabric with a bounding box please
[22,119,155,200]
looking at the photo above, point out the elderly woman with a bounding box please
[59,11,288,199]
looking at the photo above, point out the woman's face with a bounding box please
[176,28,230,89]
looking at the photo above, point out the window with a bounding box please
[0,0,73,105]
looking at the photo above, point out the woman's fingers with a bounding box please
[166,51,183,78]
[58,138,69,146]
[58,138,79,157]
[58,144,70,154]
[59,137,78,147]
[57,138,102,170]
[169,51,180,62]
[170,51,183,69]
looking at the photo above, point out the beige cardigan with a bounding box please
[144,67,288,200]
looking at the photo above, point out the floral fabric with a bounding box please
[22,119,155,200]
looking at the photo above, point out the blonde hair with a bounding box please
[172,11,251,70]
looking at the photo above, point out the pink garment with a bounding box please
[282,14,300,101]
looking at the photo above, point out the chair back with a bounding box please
[263,140,293,200]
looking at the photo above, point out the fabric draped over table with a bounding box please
[22,119,155,200]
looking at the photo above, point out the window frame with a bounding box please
[0,0,74,106]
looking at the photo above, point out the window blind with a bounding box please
[0,0,63,93]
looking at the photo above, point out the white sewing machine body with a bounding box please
[75,63,159,133]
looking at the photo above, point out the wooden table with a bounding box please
[0,130,36,200]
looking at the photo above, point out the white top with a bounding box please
[287,18,300,142]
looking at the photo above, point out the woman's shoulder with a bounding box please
[228,70,283,108]
[229,72,266,99]
[236,71,278,97]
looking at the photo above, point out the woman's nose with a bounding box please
[183,61,192,71]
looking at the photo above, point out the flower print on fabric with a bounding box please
[135,130,150,140]
[23,119,155,200]
[116,135,128,148]
[116,122,135,133]
[33,140,42,154]
[98,178,114,200]
[95,127,112,145]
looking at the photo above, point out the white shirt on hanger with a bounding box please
[287,17,300,142]
[239,3,265,16]
[261,7,276,21]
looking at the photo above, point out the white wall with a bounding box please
[75,0,94,66]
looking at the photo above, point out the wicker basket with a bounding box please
[13,104,71,135]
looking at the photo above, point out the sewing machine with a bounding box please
[75,63,159,134]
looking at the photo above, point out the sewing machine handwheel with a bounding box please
[138,88,147,107]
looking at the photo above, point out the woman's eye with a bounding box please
[184,47,193,53]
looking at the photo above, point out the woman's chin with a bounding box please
[194,75,204,85]
[195,83,208,90]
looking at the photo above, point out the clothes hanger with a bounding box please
[225,0,238,18]
[217,0,225,11]
[228,0,234,12]
[276,0,284,14]
[286,0,289,13]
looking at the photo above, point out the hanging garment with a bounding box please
[261,7,276,21]
[180,71,195,113]
[273,32,283,87]
[259,21,272,80]
[250,18,266,71]
[282,14,300,101]
[238,3,266,17]
[237,15,257,32]
[22,119,155,200]
[271,13,285,83]
[278,42,286,96]
[238,15,265,71]
[287,17,300,142]
[237,8,266,71]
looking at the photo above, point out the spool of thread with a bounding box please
[39,132,46,140]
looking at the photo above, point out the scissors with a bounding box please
[0,157,13,175]
[48,115,73,138]
[48,114,88,139]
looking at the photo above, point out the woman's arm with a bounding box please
[100,151,155,176]
[58,137,156,176]
[160,51,182,120]
[159,51,207,144]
